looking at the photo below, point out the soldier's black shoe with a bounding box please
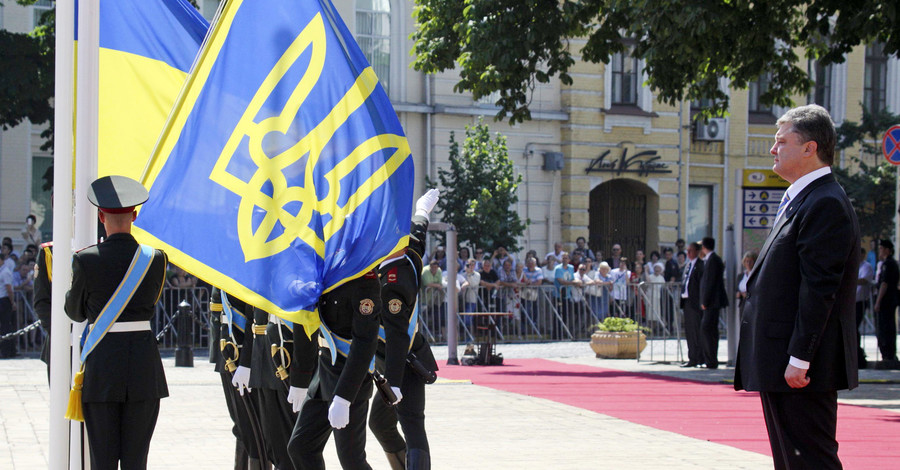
[680,362,699,368]
[407,449,430,470]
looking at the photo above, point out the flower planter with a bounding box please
[590,331,647,359]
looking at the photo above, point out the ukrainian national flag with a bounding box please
[92,0,209,179]
[133,0,415,333]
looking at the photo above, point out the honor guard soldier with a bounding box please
[211,287,267,470]
[64,175,168,470]
[247,306,298,469]
[33,240,53,380]
[370,190,440,470]
[287,271,382,469]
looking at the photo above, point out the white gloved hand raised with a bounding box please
[415,188,440,218]
[328,395,351,429]
[390,386,403,405]
[231,366,251,396]
[286,386,307,413]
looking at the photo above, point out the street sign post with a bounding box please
[885,125,900,260]
[883,124,900,165]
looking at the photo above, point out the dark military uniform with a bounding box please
[369,215,438,469]
[64,232,168,470]
[33,242,53,378]
[288,273,381,470]
[247,307,298,469]
[210,288,263,469]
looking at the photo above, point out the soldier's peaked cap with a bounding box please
[88,175,149,213]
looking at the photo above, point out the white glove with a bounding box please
[231,366,251,396]
[328,395,351,429]
[415,188,440,218]
[390,386,403,405]
[287,386,307,413]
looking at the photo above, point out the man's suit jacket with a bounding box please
[65,232,169,402]
[681,258,704,310]
[735,173,859,393]
[700,252,728,310]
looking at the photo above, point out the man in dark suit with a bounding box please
[65,176,168,470]
[874,239,899,362]
[680,241,704,368]
[699,237,728,369]
[735,104,859,469]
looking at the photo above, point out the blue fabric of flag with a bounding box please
[133,0,414,330]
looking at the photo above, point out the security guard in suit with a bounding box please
[287,271,382,470]
[210,287,265,470]
[33,241,53,380]
[247,306,298,469]
[64,175,168,470]
[369,189,440,470]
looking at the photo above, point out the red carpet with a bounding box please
[439,359,900,468]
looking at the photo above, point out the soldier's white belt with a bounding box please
[105,320,151,333]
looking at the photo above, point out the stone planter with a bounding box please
[590,331,647,359]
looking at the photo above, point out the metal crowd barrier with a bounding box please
[417,281,689,361]
[2,280,884,363]
[420,281,701,364]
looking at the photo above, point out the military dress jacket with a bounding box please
[64,233,169,402]
[310,274,381,402]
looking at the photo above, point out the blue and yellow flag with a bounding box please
[92,0,209,179]
[133,0,414,333]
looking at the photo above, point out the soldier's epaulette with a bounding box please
[74,244,97,253]
[40,241,54,248]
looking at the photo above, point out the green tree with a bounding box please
[833,107,900,240]
[0,1,54,149]
[411,0,898,124]
[428,119,528,252]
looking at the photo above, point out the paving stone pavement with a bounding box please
[0,338,897,469]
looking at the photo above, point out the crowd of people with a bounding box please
[421,237,701,329]
[0,216,46,359]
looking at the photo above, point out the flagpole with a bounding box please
[48,0,75,467]
[72,0,101,468]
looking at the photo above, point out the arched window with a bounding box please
[355,0,390,94]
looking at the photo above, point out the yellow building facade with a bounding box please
[1,0,898,265]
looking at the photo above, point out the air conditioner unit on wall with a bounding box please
[695,118,727,141]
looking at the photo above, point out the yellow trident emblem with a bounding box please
[210,13,411,262]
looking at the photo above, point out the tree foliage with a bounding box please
[833,107,900,240]
[0,1,54,148]
[427,119,527,252]
[411,0,899,124]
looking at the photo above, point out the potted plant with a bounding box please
[590,317,649,359]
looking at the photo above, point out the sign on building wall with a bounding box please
[741,169,789,254]
[585,147,671,176]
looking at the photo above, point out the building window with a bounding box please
[808,60,832,110]
[33,0,53,29]
[686,185,713,244]
[864,43,887,114]
[611,45,639,106]
[748,73,772,114]
[355,0,390,95]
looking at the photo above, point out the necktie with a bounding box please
[775,192,791,222]
[682,261,693,296]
